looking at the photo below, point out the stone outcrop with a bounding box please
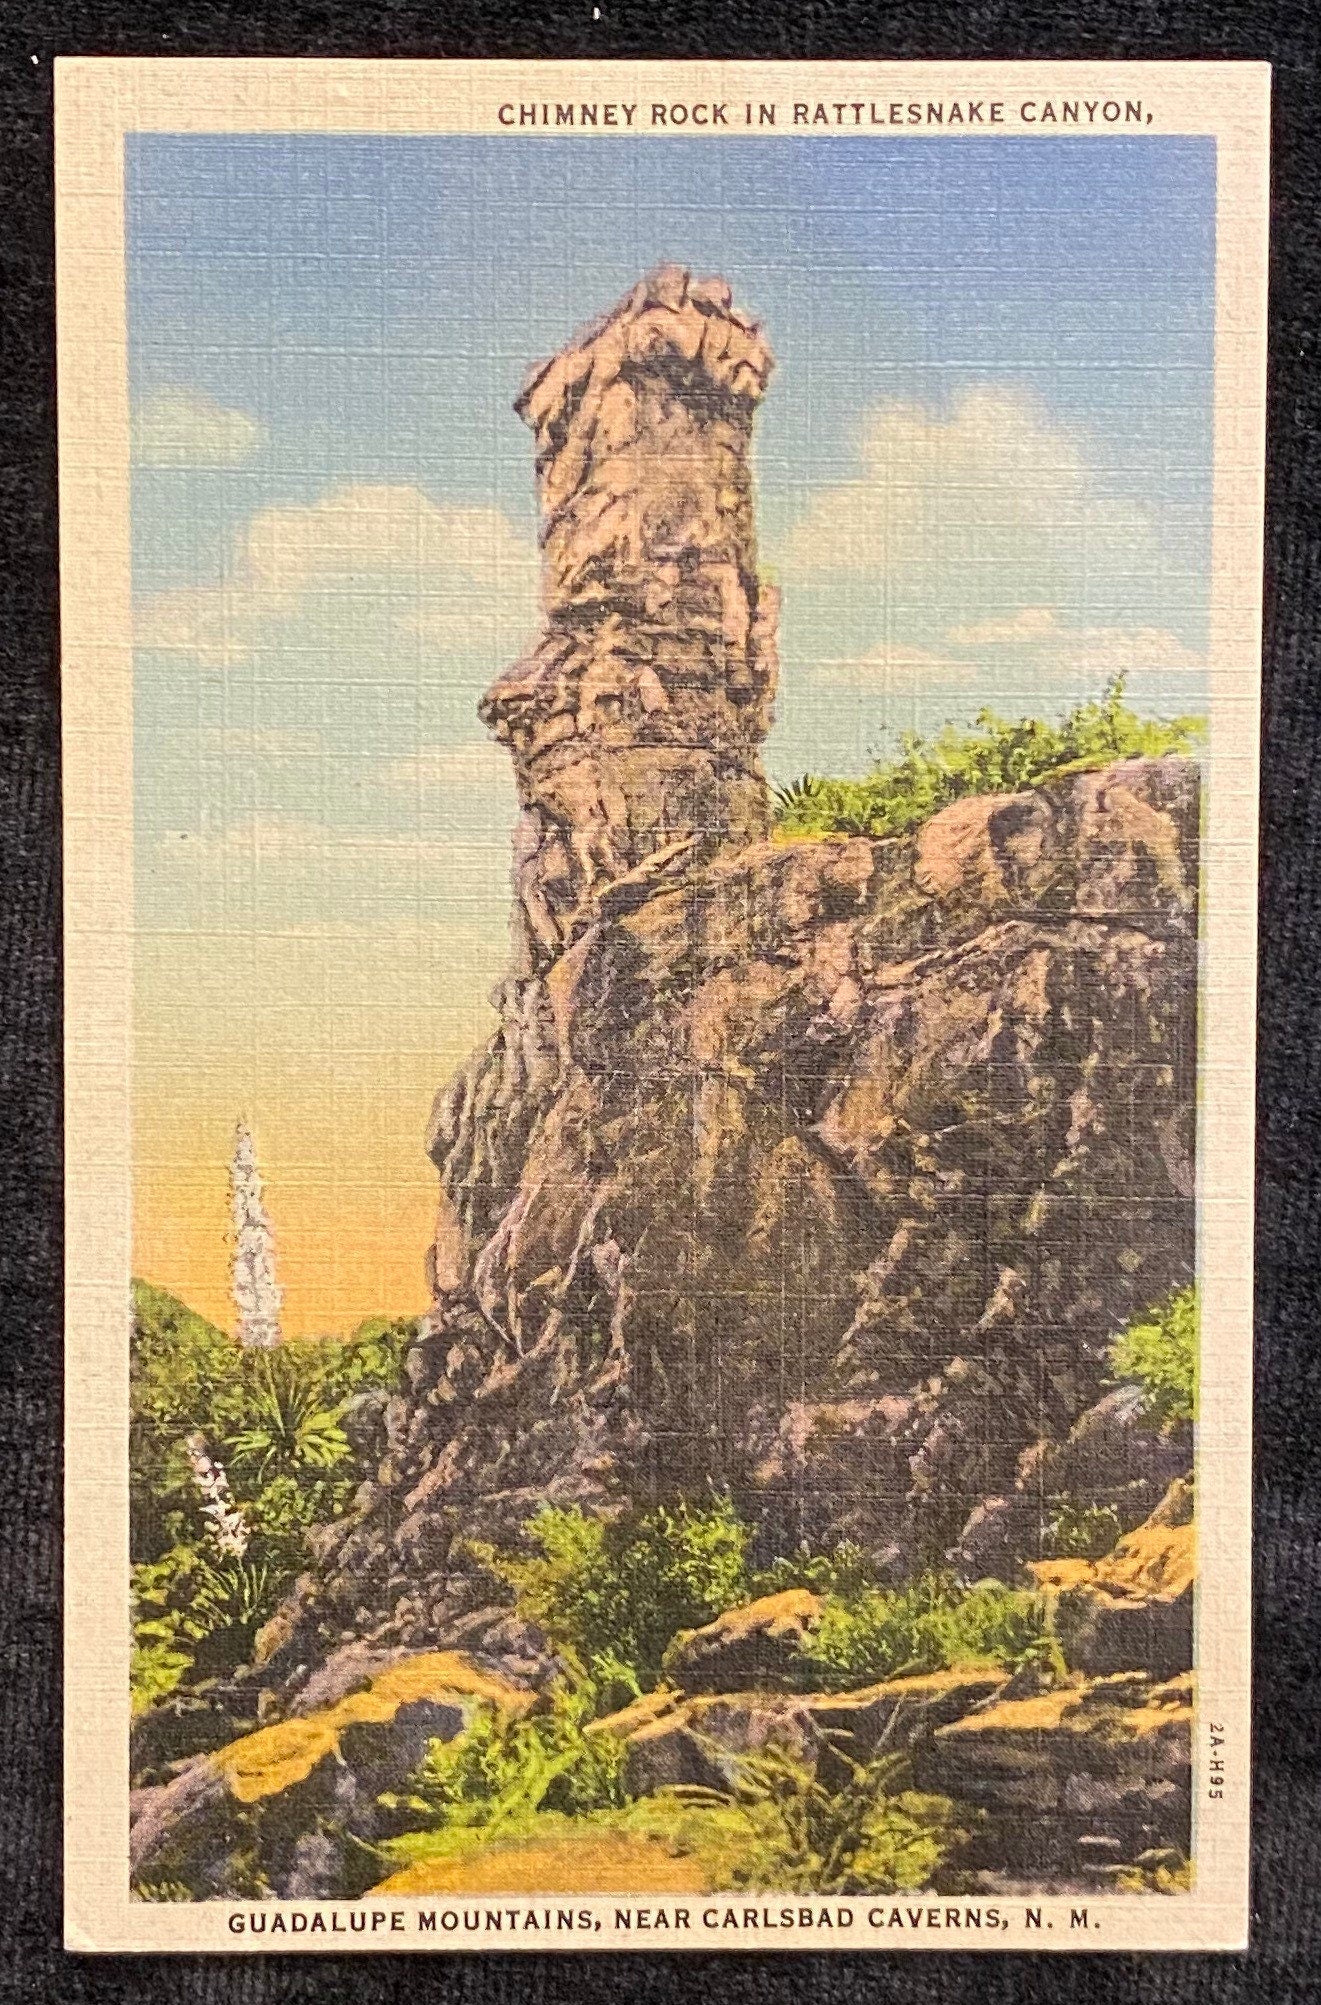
[263,270,1199,1688]
[1036,1475,1195,1680]
[914,1672,1193,1877]
[591,1668,1010,1797]
[483,263,778,975]
[130,1651,533,1899]
[660,1590,824,1694]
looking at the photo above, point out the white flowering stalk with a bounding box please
[229,1117,283,1350]
[185,1431,250,1559]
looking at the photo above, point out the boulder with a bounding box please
[914,1672,1192,1874]
[1035,1477,1194,1680]
[661,1591,823,1693]
[592,1668,1009,1800]
[129,1650,535,1899]
[129,1683,254,1789]
[802,1669,1009,1759]
[285,1640,411,1717]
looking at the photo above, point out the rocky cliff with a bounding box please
[269,269,1198,1685]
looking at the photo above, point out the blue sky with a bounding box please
[128,135,1216,810]
[125,134,1217,1329]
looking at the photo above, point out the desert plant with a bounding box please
[751,1539,876,1601]
[131,1540,280,1704]
[228,1118,283,1349]
[221,1349,351,1489]
[1109,1284,1198,1430]
[406,1677,631,1837]
[129,1280,415,1715]
[1043,1500,1124,1560]
[679,1735,971,1894]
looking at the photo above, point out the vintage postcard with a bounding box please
[57,59,1267,1953]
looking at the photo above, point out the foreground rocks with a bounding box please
[592,1670,1009,1797]
[590,1662,1190,1884]
[132,1482,1195,1897]
[915,1673,1192,1877]
[130,1652,534,1899]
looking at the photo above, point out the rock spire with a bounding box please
[480,264,779,971]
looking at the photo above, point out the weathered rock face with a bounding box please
[913,1672,1193,1877]
[483,264,778,975]
[130,1652,534,1899]
[268,272,1199,1684]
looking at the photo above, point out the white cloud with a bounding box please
[382,740,514,796]
[811,641,975,690]
[946,604,1203,676]
[777,384,1164,615]
[134,483,538,669]
[132,388,265,468]
[947,606,1062,646]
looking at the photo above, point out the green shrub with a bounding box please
[131,1541,282,1705]
[751,1539,876,1601]
[129,1637,194,1716]
[797,1575,1052,1693]
[470,1496,751,1690]
[773,678,1203,842]
[1043,1500,1123,1560]
[1109,1284,1198,1430]
[406,1678,631,1836]
[688,1740,971,1894]
[129,1281,415,1715]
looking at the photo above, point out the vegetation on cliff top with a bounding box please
[772,677,1204,841]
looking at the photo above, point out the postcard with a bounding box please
[57,58,1267,1952]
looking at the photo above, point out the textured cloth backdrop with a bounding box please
[2,4,1316,1999]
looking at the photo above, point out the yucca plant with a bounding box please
[223,1350,351,1488]
[772,773,826,813]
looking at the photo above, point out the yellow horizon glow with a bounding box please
[133,919,502,1337]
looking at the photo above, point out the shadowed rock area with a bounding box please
[263,268,1199,1687]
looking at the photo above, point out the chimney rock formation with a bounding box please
[481,265,780,970]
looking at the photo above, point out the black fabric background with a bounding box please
[2,5,1316,1997]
